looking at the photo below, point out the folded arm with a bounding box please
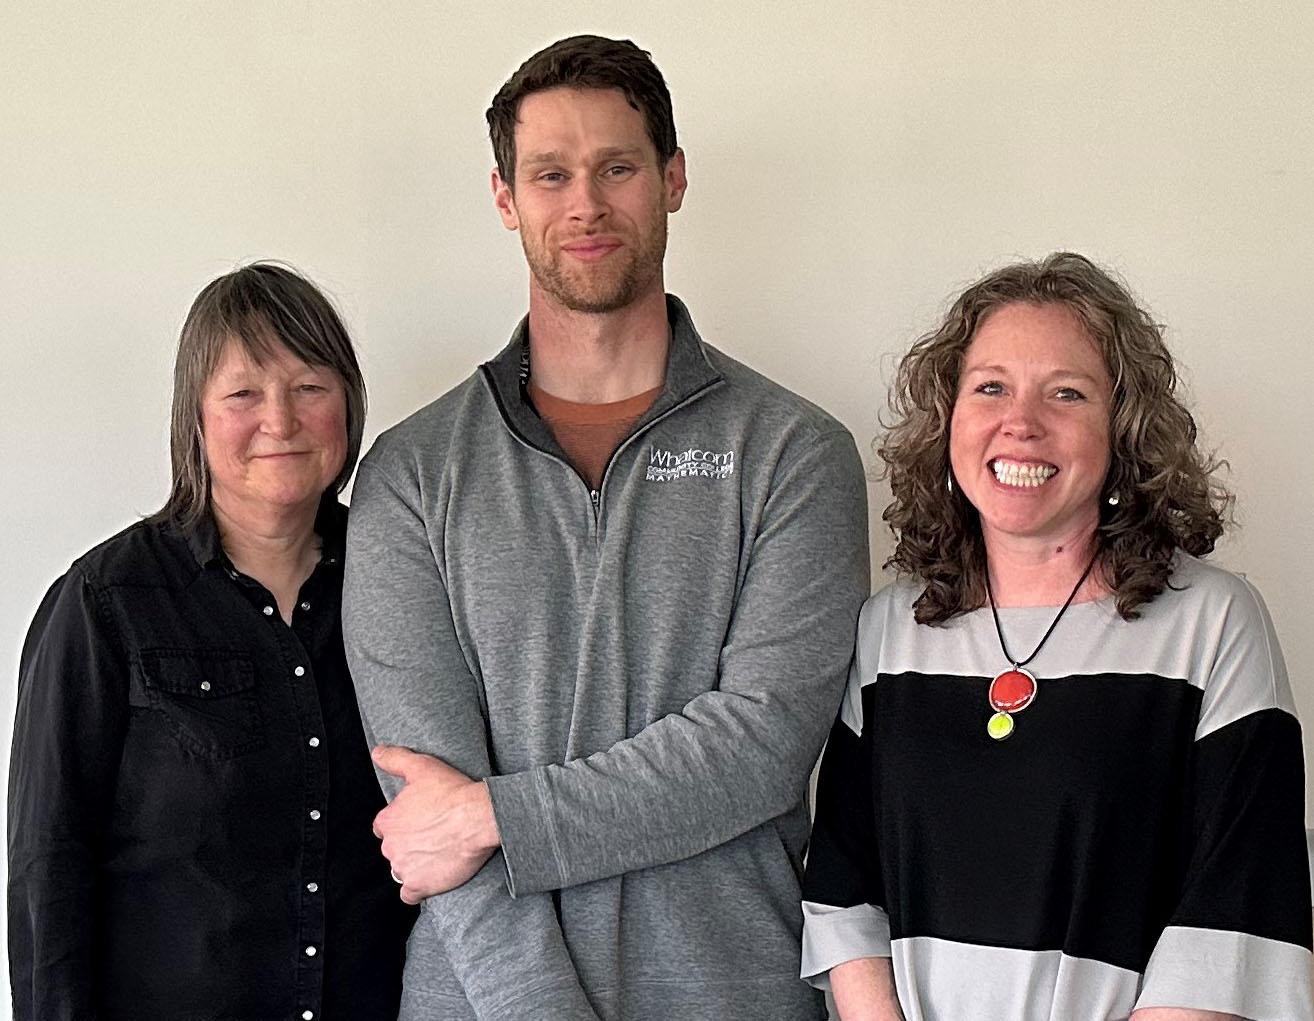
[484,429,870,894]
[343,457,599,1019]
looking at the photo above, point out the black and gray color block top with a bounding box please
[802,553,1312,1020]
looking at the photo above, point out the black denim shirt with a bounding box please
[8,500,415,1020]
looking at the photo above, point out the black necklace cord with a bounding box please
[986,547,1101,668]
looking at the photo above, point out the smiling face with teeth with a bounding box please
[949,301,1113,553]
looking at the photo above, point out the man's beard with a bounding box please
[523,215,668,314]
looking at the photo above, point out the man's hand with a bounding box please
[371,745,502,904]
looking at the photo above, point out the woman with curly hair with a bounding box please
[801,253,1311,1020]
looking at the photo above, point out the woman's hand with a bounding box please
[830,956,905,1021]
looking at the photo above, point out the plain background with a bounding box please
[3,1,1312,1013]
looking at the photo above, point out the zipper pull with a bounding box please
[590,489,600,512]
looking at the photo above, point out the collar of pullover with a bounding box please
[480,294,725,457]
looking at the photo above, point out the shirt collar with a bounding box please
[179,493,348,570]
[479,294,725,449]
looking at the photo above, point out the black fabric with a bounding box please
[1174,706,1312,948]
[804,713,883,913]
[8,502,415,1021]
[802,670,1310,975]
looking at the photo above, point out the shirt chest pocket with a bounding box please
[130,649,266,760]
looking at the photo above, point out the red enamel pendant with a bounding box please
[989,666,1037,713]
[983,547,1098,742]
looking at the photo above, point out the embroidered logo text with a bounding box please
[645,445,736,482]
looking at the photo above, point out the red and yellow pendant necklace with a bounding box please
[984,549,1100,741]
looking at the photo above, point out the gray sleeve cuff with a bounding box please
[1135,925,1314,1019]
[486,769,566,897]
[800,900,892,990]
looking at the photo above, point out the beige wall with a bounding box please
[3,1,1312,1011]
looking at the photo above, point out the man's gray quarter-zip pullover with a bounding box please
[343,296,870,1020]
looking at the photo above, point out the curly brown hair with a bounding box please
[880,252,1231,624]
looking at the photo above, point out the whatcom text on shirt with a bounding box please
[645,445,736,482]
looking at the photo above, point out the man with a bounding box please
[343,34,869,1020]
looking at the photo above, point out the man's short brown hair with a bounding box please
[486,35,677,183]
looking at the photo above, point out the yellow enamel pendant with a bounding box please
[987,711,1015,741]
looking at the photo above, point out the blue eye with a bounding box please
[1055,387,1086,401]
[975,381,1004,395]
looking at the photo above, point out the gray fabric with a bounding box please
[800,901,893,989]
[1136,926,1313,1018]
[343,296,869,1020]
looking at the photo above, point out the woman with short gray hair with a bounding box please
[9,263,414,1019]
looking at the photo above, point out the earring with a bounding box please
[1106,492,1120,507]
[947,472,954,495]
